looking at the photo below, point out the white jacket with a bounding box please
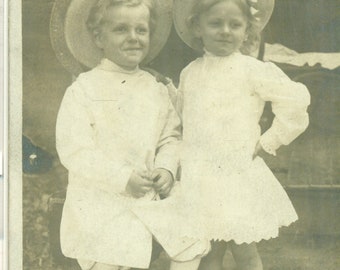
[56,59,181,268]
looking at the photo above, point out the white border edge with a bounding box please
[6,0,23,268]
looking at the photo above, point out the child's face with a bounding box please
[195,0,248,56]
[95,4,150,70]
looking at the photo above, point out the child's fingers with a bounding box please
[133,187,151,198]
[154,182,165,191]
[159,185,172,196]
[155,179,172,193]
[151,171,162,182]
[138,170,152,179]
[153,177,167,189]
[141,177,154,187]
[154,174,173,188]
[141,185,152,192]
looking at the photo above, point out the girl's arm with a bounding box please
[254,62,311,156]
[56,82,132,193]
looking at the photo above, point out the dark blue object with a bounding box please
[22,135,53,174]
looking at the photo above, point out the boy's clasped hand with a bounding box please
[126,168,174,198]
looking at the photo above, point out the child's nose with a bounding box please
[128,29,138,40]
[221,24,230,34]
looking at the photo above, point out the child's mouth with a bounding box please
[124,48,143,55]
[125,47,142,51]
[217,40,232,44]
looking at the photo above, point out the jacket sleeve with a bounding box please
[56,81,132,193]
[175,67,190,120]
[154,87,182,178]
[166,80,179,110]
[253,62,311,155]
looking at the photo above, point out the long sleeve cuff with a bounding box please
[259,130,283,156]
[154,156,178,181]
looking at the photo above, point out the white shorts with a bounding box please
[77,238,210,269]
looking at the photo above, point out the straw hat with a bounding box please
[173,0,275,52]
[50,0,173,75]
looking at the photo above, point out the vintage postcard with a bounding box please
[6,0,340,269]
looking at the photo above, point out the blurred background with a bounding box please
[22,0,340,269]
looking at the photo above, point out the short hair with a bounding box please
[187,0,261,55]
[86,0,156,39]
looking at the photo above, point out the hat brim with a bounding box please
[173,0,275,52]
[50,0,173,75]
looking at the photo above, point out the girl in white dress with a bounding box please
[173,0,310,269]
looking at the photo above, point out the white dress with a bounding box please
[176,52,310,244]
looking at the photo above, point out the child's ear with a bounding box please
[94,33,104,49]
[192,22,201,38]
[187,16,201,38]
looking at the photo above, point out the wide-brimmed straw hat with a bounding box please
[50,0,173,75]
[173,0,275,52]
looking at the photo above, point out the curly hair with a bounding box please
[86,0,156,40]
[187,0,261,55]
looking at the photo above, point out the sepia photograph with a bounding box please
[6,0,340,269]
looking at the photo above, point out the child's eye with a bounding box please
[113,26,127,33]
[230,22,243,29]
[209,20,222,27]
[136,27,149,35]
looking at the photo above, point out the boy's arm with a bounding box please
[154,98,182,180]
[175,83,184,120]
[175,66,189,120]
[56,83,132,193]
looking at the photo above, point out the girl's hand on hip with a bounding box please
[253,141,265,160]
[152,168,174,197]
[126,170,153,198]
